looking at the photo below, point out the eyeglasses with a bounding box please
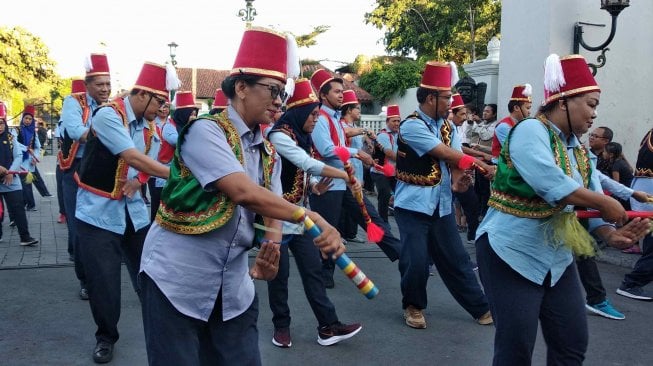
[589,133,607,139]
[255,82,288,101]
[150,93,167,107]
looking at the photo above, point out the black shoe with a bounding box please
[79,287,89,300]
[26,206,37,212]
[69,254,74,262]
[20,237,39,246]
[9,221,15,227]
[93,341,113,364]
[43,194,53,197]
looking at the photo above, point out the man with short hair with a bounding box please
[491,84,532,159]
[60,54,112,301]
[309,69,402,288]
[74,62,172,364]
[371,105,400,222]
[589,126,614,175]
[394,61,494,329]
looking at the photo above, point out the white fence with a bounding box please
[360,114,385,133]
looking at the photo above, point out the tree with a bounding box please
[293,25,330,48]
[358,57,424,102]
[365,0,501,65]
[0,26,64,124]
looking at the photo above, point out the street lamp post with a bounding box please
[167,42,178,101]
[237,0,257,28]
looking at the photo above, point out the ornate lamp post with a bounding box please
[167,41,178,67]
[238,0,257,28]
[573,0,630,75]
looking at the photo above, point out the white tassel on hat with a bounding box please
[544,54,565,93]
[523,83,533,97]
[84,55,94,72]
[165,63,182,91]
[284,33,300,99]
[450,61,460,87]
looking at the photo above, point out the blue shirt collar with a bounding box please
[85,92,99,109]
[547,119,581,148]
[416,107,440,126]
[320,104,341,121]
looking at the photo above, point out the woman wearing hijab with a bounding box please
[0,104,38,246]
[15,105,42,211]
[266,79,362,348]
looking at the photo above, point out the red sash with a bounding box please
[313,109,346,160]
[491,116,516,158]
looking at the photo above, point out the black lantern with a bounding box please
[573,0,630,75]
[167,42,178,67]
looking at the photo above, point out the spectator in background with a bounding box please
[604,142,634,207]
[588,126,614,175]
[467,103,497,217]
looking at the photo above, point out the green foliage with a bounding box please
[358,58,424,102]
[294,25,330,48]
[0,26,65,124]
[365,0,501,65]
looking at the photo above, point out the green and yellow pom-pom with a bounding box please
[24,172,34,184]
[546,212,596,257]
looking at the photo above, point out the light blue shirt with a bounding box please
[394,107,461,216]
[370,129,397,175]
[141,105,282,322]
[12,127,41,173]
[343,120,365,183]
[477,118,609,286]
[75,97,150,234]
[61,92,100,158]
[155,120,177,188]
[312,105,358,191]
[0,134,25,193]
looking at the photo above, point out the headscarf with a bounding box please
[19,113,36,160]
[269,102,319,152]
[173,107,198,133]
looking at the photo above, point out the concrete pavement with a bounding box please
[0,155,650,365]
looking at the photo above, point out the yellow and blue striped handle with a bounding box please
[294,209,379,299]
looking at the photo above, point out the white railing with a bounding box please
[360,114,385,133]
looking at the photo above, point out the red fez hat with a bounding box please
[310,69,344,93]
[420,61,458,91]
[510,84,532,102]
[0,101,7,120]
[341,90,359,107]
[450,94,465,111]
[386,105,401,119]
[285,79,319,110]
[133,62,180,100]
[231,27,290,83]
[85,53,110,77]
[174,91,196,109]
[544,54,600,105]
[71,77,86,94]
[23,105,35,117]
[213,88,228,109]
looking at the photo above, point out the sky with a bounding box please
[1,0,389,91]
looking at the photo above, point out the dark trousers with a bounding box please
[371,172,396,222]
[0,190,32,241]
[310,189,401,278]
[76,218,147,344]
[32,166,51,196]
[55,165,65,216]
[338,209,358,239]
[395,207,488,318]
[454,188,480,241]
[141,273,261,366]
[475,173,491,216]
[476,234,587,366]
[147,179,161,222]
[62,161,85,284]
[363,165,375,192]
[576,256,606,305]
[622,234,653,288]
[268,234,339,329]
[20,175,35,209]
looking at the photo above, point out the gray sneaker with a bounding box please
[616,286,653,301]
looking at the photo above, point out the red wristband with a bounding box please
[458,154,476,170]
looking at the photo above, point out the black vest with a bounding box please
[395,114,452,186]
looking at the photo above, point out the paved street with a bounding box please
[1,155,651,365]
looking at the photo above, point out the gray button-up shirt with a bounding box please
[141,106,282,321]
